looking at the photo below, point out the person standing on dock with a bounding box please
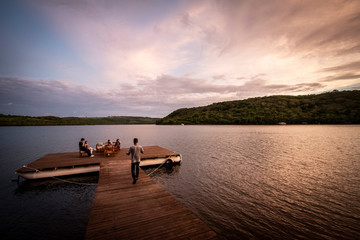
[127,138,144,184]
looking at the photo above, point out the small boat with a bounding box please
[140,154,182,167]
[15,164,100,180]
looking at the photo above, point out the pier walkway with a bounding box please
[85,159,217,240]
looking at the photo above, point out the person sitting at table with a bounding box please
[107,139,112,146]
[115,139,121,151]
[79,138,94,157]
[85,140,94,155]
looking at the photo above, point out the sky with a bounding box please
[1,0,359,117]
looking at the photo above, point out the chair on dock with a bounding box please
[104,146,119,157]
[79,150,88,157]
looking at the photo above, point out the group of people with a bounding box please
[106,139,121,151]
[78,137,144,184]
[79,138,94,157]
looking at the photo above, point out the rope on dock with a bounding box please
[147,152,177,176]
[20,166,98,186]
[49,176,98,186]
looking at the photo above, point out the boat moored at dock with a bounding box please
[140,154,182,167]
[16,164,100,180]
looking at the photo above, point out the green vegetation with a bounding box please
[157,90,360,125]
[0,115,160,126]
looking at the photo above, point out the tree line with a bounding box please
[0,115,159,126]
[156,90,360,125]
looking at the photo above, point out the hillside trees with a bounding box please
[157,91,360,125]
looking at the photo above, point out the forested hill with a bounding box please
[157,91,360,125]
[0,115,160,126]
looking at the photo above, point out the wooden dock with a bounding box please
[85,159,217,240]
[16,146,218,239]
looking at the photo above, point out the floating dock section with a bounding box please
[15,146,181,179]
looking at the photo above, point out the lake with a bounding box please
[0,125,359,239]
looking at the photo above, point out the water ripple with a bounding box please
[1,125,359,240]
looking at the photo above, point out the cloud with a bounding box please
[237,78,325,96]
[0,75,327,117]
[343,82,360,90]
[2,1,359,117]
[26,1,360,81]
[322,61,360,72]
[322,74,360,82]
[215,0,360,57]
[320,60,360,82]
[336,44,360,56]
[121,74,326,105]
[0,77,129,116]
[28,0,203,83]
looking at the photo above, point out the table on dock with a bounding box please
[85,158,217,240]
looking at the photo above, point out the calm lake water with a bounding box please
[0,125,359,240]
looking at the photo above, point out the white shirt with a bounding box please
[128,145,144,163]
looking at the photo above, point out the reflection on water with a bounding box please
[150,125,360,240]
[0,125,359,240]
[15,173,99,194]
[4,174,99,240]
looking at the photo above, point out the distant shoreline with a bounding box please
[0,115,160,126]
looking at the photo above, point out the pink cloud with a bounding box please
[7,0,359,116]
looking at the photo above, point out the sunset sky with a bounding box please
[1,0,359,117]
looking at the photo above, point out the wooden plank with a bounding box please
[85,159,217,240]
